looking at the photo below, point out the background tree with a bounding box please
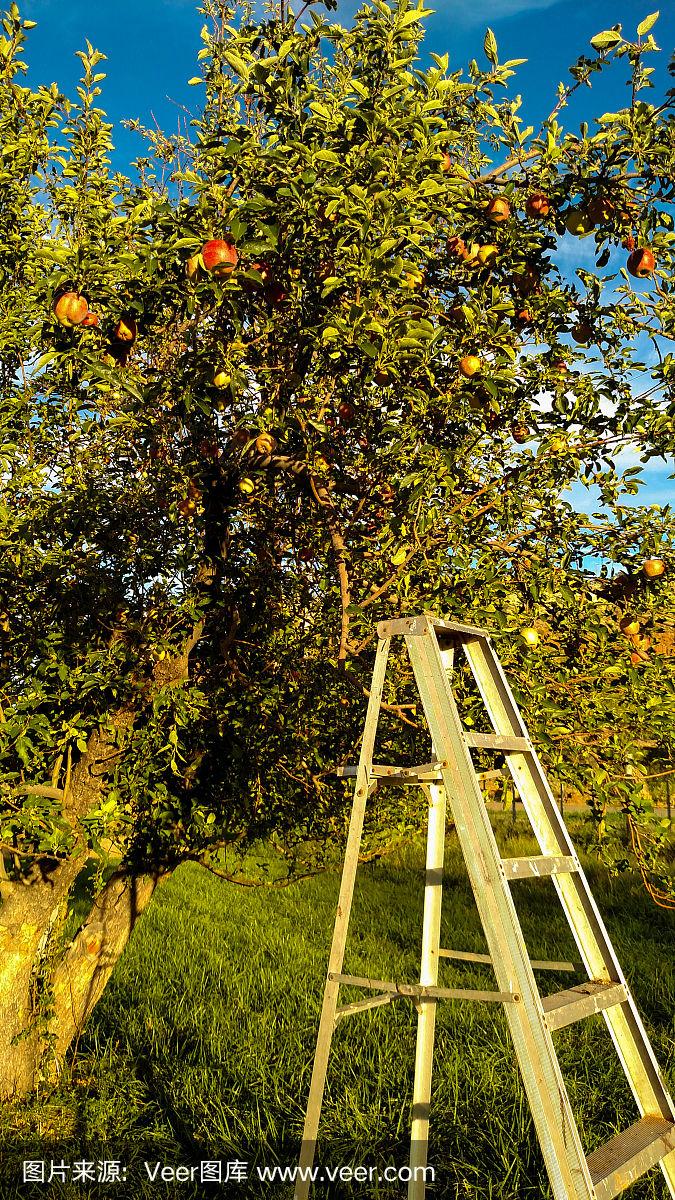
[0,0,674,1098]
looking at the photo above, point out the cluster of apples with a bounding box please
[562,194,655,278]
[236,432,281,498]
[177,479,202,518]
[52,291,138,347]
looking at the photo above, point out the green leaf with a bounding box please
[590,29,622,51]
[637,11,659,35]
[483,27,498,67]
[398,8,433,29]
[187,76,203,86]
[223,51,248,77]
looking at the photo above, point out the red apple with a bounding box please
[440,152,453,172]
[447,235,468,260]
[586,195,614,224]
[375,369,393,386]
[231,429,252,448]
[53,291,89,327]
[487,195,510,223]
[511,422,530,444]
[266,279,288,306]
[572,320,593,345]
[338,401,355,424]
[202,237,238,276]
[513,265,541,297]
[81,312,100,328]
[526,193,550,218]
[627,247,655,278]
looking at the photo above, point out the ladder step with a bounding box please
[377,617,487,640]
[439,947,580,972]
[464,732,530,751]
[335,993,395,1021]
[587,1115,675,1200]
[329,973,516,1004]
[501,855,578,880]
[542,980,628,1032]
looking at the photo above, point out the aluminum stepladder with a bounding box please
[296,614,675,1200]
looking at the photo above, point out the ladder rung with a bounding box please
[335,763,443,783]
[329,973,517,1004]
[335,993,395,1021]
[439,948,580,973]
[542,980,628,1032]
[376,616,487,640]
[465,732,530,751]
[501,855,578,880]
[587,1115,675,1200]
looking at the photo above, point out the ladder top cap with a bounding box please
[377,615,490,640]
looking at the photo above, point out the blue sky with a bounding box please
[20,0,675,175]
[19,0,674,509]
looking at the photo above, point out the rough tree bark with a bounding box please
[49,870,168,1070]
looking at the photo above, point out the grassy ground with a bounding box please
[1,814,673,1199]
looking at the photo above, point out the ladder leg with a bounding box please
[463,636,675,1198]
[409,783,446,1200]
[296,638,391,1200]
[408,631,595,1199]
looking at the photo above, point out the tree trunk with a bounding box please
[0,626,201,1100]
[49,870,167,1070]
[0,866,166,1100]
[0,856,84,1098]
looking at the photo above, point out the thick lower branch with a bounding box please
[49,870,168,1071]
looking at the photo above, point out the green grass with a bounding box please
[1,815,674,1199]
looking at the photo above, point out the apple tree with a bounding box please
[1,0,674,1098]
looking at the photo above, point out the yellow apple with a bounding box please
[477,244,498,267]
[565,208,595,236]
[643,558,665,579]
[459,354,481,378]
[521,627,539,647]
